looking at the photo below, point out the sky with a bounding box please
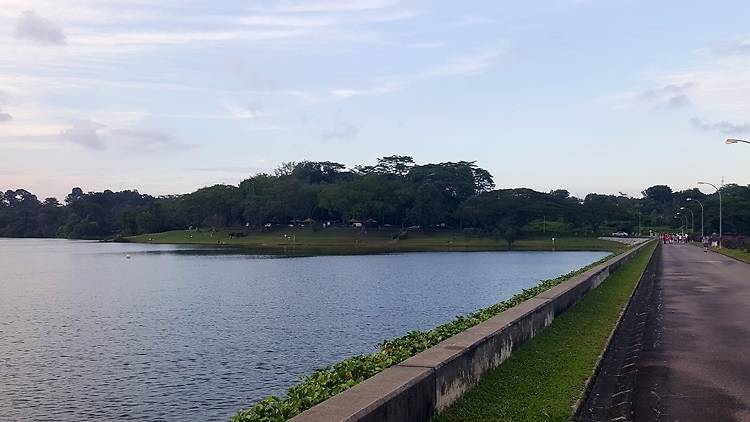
[1,0,749,200]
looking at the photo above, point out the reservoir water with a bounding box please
[0,238,608,421]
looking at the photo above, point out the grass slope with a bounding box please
[435,242,656,422]
[125,228,623,254]
[714,247,750,264]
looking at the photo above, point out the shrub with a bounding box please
[724,235,750,251]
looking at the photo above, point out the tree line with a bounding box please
[1,156,748,239]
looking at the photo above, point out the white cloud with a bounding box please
[328,45,505,100]
[449,14,495,27]
[70,28,311,47]
[613,82,693,109]
[60,120,106,149]
[690,117,750,134]
[404,41,445,49]
[14,10,67,45]
[426,48,504,77]
[321,123,359,142]
[55,121,192,151]
[267,0,401,13]
[235,14,336,27]
[0,92,13,122]
[712,38,750,56]
[235,8,416,28]
[112,127,196,151]
[223,102,265,119]
[641,84,692,108]
[183,165,273,174]
[0,0,175,24]
[330,81,403,99]
[662,61,750,115]
[0,123,66,137]
[113,128,173,144]
[613,47,750,117]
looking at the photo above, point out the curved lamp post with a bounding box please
[726,138,750,145]
[679,206,694,234]
[686,197,704,240]
[697,181,722,248]
[675,213,687,235]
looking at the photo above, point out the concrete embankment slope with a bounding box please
[630,245,750,421]
[290,240,655,422]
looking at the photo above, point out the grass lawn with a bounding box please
[434,242,656,422]
[125,228,624,254]
[714,247,750,264]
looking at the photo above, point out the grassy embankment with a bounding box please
[126,228,624,254]
[435,241,656,422]
[713,247,750,264]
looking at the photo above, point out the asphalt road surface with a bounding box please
[633,244,750,421]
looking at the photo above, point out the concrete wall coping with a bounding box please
[399,297,552,369]
[289,365,433,422]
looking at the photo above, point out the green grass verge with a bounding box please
[713,247,750,264]
[435,242,656,422]
[125,228,623,254]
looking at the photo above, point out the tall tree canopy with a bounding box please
[1,157,747,239]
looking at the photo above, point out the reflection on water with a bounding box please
[0,238,608,421]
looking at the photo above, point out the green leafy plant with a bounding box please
[232,253,616,422]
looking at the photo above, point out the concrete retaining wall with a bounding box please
[290,240,655,422]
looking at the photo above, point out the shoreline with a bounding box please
[122,229,628,255]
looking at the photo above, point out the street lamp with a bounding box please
[697,181,722,248]
[686,197,704,240]
[675,213,687,235]
[726,138,750,145]
[679,206,694,234]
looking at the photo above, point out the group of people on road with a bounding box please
[661,233,720,253]
[661,233,690,244]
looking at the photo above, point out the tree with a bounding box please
[642,185,673,204]
[407,161,494,226]
[2,158,748,241]
[274,162,296,177]
[550,189,570,199]
[504,227,518,249]
[65,187,85,205]
[370,155,415,177]
[582,194,625,234]
[291,161,348,184]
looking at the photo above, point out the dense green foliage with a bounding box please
[230,251,623,422]
[2,157,749,239]
[436,242,656,422]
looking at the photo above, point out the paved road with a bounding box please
[633,244,750,421]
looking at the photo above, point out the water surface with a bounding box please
[0,238,608,421]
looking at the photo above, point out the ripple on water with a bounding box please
[0,239,608,421]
